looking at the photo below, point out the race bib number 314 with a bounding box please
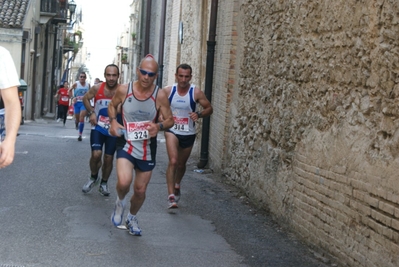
[173,116,189,132]
[126,121,150,141]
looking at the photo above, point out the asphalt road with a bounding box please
[0,118,334,267]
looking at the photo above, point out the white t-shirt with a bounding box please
[0,46,20,91]
[0,46,20,138]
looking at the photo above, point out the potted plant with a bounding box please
[74,30,82,41]
[121,54,128,64]
[131,32,136,41]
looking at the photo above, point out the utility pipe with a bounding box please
[198,0,218,168]
[144,0,152,55]
[157,0,167,88]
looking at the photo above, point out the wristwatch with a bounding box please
[158,122,164,130]
[195,111,202,118]
[87,111,93,116]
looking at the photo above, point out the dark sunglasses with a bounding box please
[80,76,86,78]
[139,69,156,77]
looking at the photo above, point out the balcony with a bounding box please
[40,0,68,24]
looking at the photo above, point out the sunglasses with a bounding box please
[139,69,156,77]
[80,76,86,78]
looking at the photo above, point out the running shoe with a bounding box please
[82,177,98,193]
[174,187,181,202]
[168,195,178,209]
[78,135,82,141]
[111,199,125,226]
[125,215,142,236]
[99,183,110,196]
[57,118,61,122]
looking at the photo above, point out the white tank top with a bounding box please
[168,83,196,136]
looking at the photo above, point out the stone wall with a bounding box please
[217,0,399,266]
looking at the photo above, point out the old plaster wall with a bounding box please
[179,0,207,88]
[220,0,399,266]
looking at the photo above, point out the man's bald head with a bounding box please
[139,54,159,72]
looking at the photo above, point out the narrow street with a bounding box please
[0,118,333,267]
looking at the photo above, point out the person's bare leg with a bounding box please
[165,132,179,196]
[129,169,152,215]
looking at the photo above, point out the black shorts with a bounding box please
[166,131,196,148]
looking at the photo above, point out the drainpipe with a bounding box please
[50,24,58,114]
[198,0,218,168]
[144,0,152,55]
[41,24,49,116]
[31,26,40,120]
[157,0,167,88]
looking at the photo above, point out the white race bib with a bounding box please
[97,115,110,130]
[126,121,150,141]
[173,116,189,132]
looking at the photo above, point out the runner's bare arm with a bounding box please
[190,87,213,121]
[82,84,99,111]
[108,83,128,136]
[157,88,174,130]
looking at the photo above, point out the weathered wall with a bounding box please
[164,0,179,87]
[179,0,207,88]
[214,0,399,266]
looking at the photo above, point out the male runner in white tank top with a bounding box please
[108,55,174,236]
[162,63,213,209]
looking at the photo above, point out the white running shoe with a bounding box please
[82,177,98,193]
[111,199,125,226]
[99,183,110,196]
[125,215,142,236]
[168,195,178,209]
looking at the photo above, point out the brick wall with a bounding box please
[215,0,399,266]
[209,0,239,172]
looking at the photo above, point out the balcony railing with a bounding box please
[41,0,68,24]
[40,0,59,14]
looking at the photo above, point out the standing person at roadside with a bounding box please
[69,72,90,141]
[108,54,174,236]
[81,64,120,196]
[54,81,70,126]
[0,46,21,168]
[162,63,213,209]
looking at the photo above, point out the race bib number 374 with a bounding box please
[126,121,150,141]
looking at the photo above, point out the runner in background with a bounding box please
[54,81,70,127]
[69,72,90,141]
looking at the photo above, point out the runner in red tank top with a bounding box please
[54,81,70,126]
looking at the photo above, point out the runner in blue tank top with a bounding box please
[108,55,174,236]
[69,72,90,141]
